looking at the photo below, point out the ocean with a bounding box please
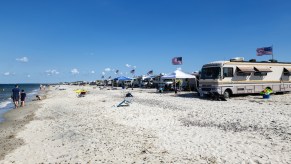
[0,84,40,122]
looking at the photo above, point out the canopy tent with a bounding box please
[161,70,196,79]
[114,76,133,81]
[161,70,197,93]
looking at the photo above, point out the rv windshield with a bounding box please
[201,67,221,79]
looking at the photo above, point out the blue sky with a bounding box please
[1,0,291,83]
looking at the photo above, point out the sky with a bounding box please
[1,0,291,83]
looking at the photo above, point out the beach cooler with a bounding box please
[158,87,164,93]
[263,94,270,99]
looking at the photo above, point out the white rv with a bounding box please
[199,58,291,98]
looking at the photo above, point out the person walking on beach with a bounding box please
[20,89,26,107]
[12,85,20,108]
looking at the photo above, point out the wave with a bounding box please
[27,89,39,96]
[0,99,12,109]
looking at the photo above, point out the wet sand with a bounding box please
[0,102,39,160]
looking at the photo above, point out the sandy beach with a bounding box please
[0,102,39,160]
[1,85,291,163]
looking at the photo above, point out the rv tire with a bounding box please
[223,90,231,99]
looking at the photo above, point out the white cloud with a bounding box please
[46,69,60,76]
[102,72,105,75]
[105,68,111,72]
[4,72,10,76]
[71,68,79,75]
[125,64,131,68]
[16,57,29,63]
[91,70,95,74]
[27,74,31,78]
[177,67,182,71]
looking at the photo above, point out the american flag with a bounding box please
[147,70,153,75]
[256,46,273,56]
[130,69,135,74]
[172,57,182,65]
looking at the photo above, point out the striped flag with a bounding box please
[256,46,273,56]
[172,57,182,65]
[147,70,153,75]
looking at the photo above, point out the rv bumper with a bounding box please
[200,87,222,95]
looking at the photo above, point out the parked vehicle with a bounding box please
[199,57,291,98]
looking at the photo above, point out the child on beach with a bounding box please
[20,90,26,107]
[36,95,41,100]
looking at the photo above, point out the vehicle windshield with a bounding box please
[201,67,221,79]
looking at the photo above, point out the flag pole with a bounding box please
[272,45,274,61]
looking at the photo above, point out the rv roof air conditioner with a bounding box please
[230,57,244,62]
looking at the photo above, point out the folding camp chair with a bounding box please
[78,91,87,97]
[115,92,133,107]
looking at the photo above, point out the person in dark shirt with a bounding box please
[20,89,26,107]
[12,85,20,108]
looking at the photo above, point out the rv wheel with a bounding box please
[223,90,231,99]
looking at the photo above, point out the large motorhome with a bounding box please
[199,58,291,98]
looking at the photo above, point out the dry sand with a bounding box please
[1,85,291,163]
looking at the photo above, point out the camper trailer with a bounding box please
[199,57,291,98]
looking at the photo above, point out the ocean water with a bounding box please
[0,84,40,122]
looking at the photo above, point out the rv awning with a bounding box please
[254,67,272,72]
[284,67,291,73]
[236,66,255,73]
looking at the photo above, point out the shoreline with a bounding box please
[0,84,42,123]
[0,91,47,160]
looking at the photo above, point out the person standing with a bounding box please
[12,85,20,108]
[20,89,26,107]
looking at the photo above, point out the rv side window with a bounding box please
[223,67,233,77]
[237,72,251,76]
[283,68,291,76]
[254,72,267,76]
